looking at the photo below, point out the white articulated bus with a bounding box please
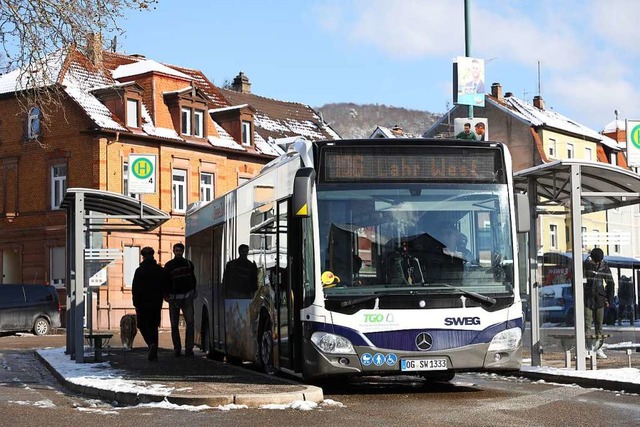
[187,138,529,382]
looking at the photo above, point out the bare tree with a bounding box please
[0,0,158,119]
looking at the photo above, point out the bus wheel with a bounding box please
[258,318,274,374]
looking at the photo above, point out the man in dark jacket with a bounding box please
[132,247,166,361]
[164,242,197,357]
[583,248,615,358]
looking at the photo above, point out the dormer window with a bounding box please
[165,86,209,140]
[241,120,251,146]
[27,106,41,140]
[181,107,192,135]
[126,99,140,127]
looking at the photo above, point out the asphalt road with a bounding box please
[1,331,640,426]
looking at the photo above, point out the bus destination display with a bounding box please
[323,147,503,183]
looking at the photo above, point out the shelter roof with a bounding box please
[60,188,169,231]
[514,159,640,214]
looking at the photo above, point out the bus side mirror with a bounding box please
[515,193,530,233]
[293,167,315,217]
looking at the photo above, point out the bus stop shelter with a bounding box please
[514,160,640,370]
[60,188,169,363]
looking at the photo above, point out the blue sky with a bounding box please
[118,0,640,131]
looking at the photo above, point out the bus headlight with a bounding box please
[488,327,522,352]
[311,331,356,354]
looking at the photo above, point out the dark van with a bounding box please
[0,284,61,335]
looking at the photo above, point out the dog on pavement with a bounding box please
[120,314,137,350]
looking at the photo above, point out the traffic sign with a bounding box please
[128,154,156,194]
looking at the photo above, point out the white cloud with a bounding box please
[548,74,640,130]
[317,0,464,58]
[589,0,640,53]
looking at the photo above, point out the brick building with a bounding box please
[0,44,338,330]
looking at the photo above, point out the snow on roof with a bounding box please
[209,104,249,113]
[62,58,126,131]
[112,59,192,81]
[0,50,66,95]
[163,86,193,96]
[254,132,284,156]
[604,119,625,133]
[255,113,328,141]
[504,95,619,150]
[209,122,244,151]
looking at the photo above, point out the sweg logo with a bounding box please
[364,313,394,323]
[444,316,481,326]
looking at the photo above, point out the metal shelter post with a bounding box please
[528,177,542,366]
[571,164,587,369]
[74,192,86,363]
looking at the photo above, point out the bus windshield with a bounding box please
[317,183,514,297]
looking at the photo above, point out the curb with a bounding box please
[512,370,640,394]
[36,351,324,407]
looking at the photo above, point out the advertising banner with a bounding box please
[453,118,488,141]
[453,56,485,107]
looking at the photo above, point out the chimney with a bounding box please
[232,72,251,93]
[86,32,103,67]
[491,83,503,101]
[533,95,545,110]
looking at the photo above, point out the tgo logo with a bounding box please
[444,316,481,326]
[364,313,384,323]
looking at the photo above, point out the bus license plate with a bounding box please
[400,358,448,371]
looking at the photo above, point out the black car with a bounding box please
[0,284,61,335]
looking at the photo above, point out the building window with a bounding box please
[181,107,192,135]
[51,164,67,209]
[27,106,42,140]
[611,152,618,165]
[172,169,187,212]
[200,172,214,202]
[126,99,139,128]
[567,143,574,159]
[123,246,140,288]
[122,162,140,200]
[585,147,592,161]
[50,246,65,288]
[238,175,251,186]
[241,121,251,146]
[550,224,558,249]
[548,139,556,158]
[194,110,204,138]
[581,226,587,249]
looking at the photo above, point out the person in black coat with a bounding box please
[132,247,166,361]
[583,248,615,358]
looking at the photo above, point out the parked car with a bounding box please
[0,284,61,335]
[539,283,574,325]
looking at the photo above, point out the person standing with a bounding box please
[474,122,486,141]
[164,242,197,357]
[583,247,615,358]
[455,123,477,140]
[132,247,166,361]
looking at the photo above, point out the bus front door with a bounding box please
[276,199,294,370]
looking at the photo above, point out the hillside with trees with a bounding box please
[316,103,442,139]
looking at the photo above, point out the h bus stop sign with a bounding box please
[128,154,156,194]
